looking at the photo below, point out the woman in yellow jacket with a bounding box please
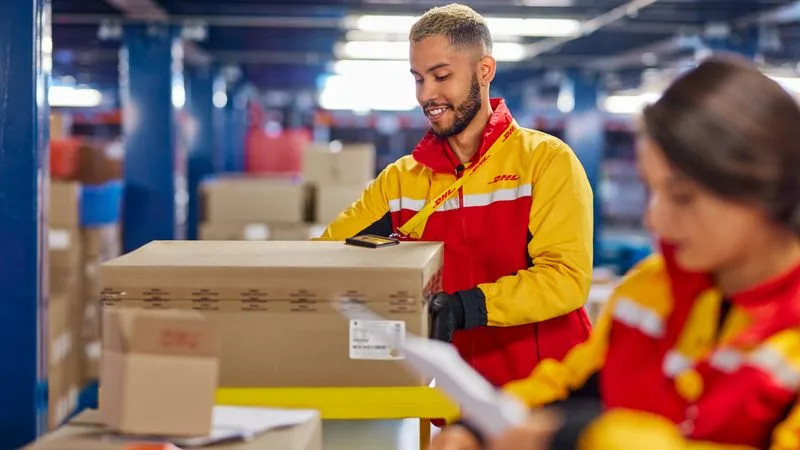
[432,55,800,450]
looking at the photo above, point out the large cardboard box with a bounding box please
[201,176,310,224]
[24,409,322,450]
[302,144,375,185]
[100,308,221,437]
[100,240,443,387]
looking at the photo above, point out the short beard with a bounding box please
[429,74,482,138]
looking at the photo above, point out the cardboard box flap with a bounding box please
[103,308,219,357]
[100,241,443,304]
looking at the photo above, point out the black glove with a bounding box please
[429,292,466,343]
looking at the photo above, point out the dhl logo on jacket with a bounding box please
[504,249,800,449]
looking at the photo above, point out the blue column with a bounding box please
[0,0,50,447]
[223,82,248,173]
[561,69,604,266]
[120,25,186,252]
[185,64,216,240]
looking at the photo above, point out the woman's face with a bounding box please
[637,136,770,272]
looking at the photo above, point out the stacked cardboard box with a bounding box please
[199,175,315,241]
[100,240,443,387]
[48,179,123,428]
[302,142,376,230]
[48,181,83,428]
[198,142,375,242]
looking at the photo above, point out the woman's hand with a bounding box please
[488,410,562,450]
[429,425,482,450]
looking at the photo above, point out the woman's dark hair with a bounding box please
[641,53,800,234]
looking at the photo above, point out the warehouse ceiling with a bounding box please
[52,0,800,94]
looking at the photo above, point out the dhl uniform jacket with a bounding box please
[317,98,594,387]
[502,242,800,449]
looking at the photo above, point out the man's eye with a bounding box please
[435,75,450,82]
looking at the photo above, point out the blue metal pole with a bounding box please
[0,0,50,447]
[185,64,215,240]
[120,24,186,252]
[561,69,604,266]
[223,82,247,173]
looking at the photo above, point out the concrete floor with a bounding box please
[323,419,436,450]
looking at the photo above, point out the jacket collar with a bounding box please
[659,240,800,346]
[411,98,514,174]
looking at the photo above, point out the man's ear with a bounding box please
[479,54,497,86]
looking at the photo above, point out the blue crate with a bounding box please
[80,180,123,227]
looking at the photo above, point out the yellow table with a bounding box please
[216,387,460,449]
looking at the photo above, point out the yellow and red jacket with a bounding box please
[504,242,800,449]
[318,98,594,387]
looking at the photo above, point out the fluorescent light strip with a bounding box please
[335,40,527,62]
[344,30,522,43]
[318,74,418,112]
[344,14,581,38]
[48,86,103,108]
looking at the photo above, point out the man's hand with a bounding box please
[429,292,466,343]
[430,425,482,450]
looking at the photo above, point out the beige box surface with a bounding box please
[100,308,220,437]
[303,144,375,185]
[313,184,368,224]
[100,240,443,387]
[51,181,81,226]
[25,409,322,450]
[201,176,309,224]
[199,222,313,241]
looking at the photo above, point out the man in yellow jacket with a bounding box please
[318,3,594,394]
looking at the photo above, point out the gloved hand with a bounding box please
[429,292,466,343]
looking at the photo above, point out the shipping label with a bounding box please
[349,319,405,360]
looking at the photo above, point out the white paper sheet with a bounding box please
[108,406,319,447]
[337,304,529,438]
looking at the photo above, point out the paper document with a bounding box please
[338,304,529,438]
[108,406,319,447]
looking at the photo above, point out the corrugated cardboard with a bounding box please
[100,240,443,387]
[51,181,81,226]
[201,176,310,224]
[25,409,322,450]
[313,184,369,224]
[302,144,375,185]
[199,222,313,241]
[100,309,221,437]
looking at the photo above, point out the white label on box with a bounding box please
[349,320,406,360]
[86,340,101,360]
[243,224,270,241]
[49,229,70,250]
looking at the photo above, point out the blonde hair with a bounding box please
[409,3,492,54]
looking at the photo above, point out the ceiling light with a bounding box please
[602,93,660,115]
[344,14,581,38]
[344,30,521,43]
[332,59,410,76]
[48,86,103,108]
[335,40,527,62]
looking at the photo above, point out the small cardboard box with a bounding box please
[302,144,375,185]
[100,240,443,387]
[24,409,322,450]
[201,176,310,224]
[51,181,81,226]
[199,222,313,241]
[100,308,221,437]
